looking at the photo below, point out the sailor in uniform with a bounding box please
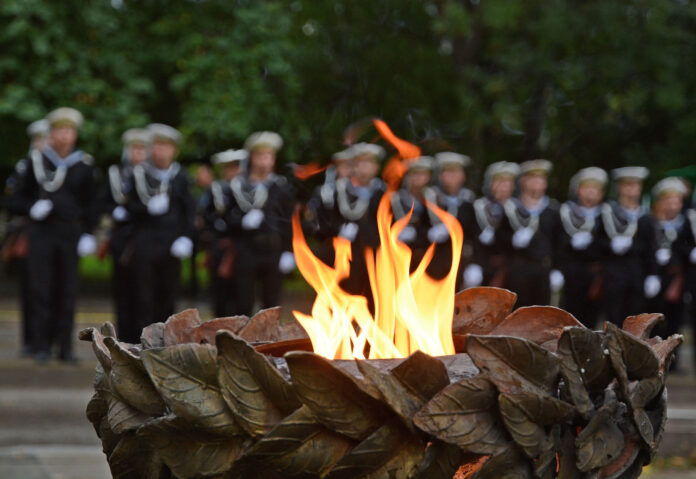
[127,124,195,331]
[469,161,519,289]
[332,142,386,304]
[4,119,50,356]
[426,152,476,289]
[11,107,97,361]
[228,132,296,316]
[682,185,696,370]
[599,167,660,326]
[503,159,561,307]
[103,128,151,343]
[557,167,608,328]
[390,156,437,268]
[202,149,248,317]
[646,178,689,345]
[305,146,355,266]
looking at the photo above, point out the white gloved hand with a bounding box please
[170,236,194,259]
[690,247,696,264]
[241,209,264,230]
[463,264,484,288]
[30,199,53,221]
[512,227,535,250]
[655,248,672,266]
[77,234,97,257]
[398,225,417,244]
[278,251,296,273]
[338,222,359,242]
[611,235,633,255]
[571,231,593,250]
[550,269,565,293]
[147,194,170,216]
[427,223,450,244]
[644,275,661,298]
[112,206,129,222]
[478,227,495,245]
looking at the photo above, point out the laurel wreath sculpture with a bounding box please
[80,287,682,479]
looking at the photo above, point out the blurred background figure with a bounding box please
[200,149,248,317]
[557,167,608,328]
[428,152,476,290]
[3,118,50,356]
[470,161,519,289]
[230,131,295,316]
[101,128,151,343]
[648,178,689,355]
[600,167,658,326]
[9,107,97,362]
[128,124,194,332]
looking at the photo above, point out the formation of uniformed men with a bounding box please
[5,107,696,369]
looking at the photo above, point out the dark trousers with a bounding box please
[27,222,79,358]
[132,248,181,333]
[14,257,33,350]
[602,262,644,327]
[561,263,602,329]
[506,259,551,308]
[209,243,237,318]
[111,250,139,344]
[234,241,282,317]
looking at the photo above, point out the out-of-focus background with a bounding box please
[2,1,696,477]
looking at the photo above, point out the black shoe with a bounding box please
[58,353,79,364]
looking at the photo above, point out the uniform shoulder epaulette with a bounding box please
[81,153,95,165]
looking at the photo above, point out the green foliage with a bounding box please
[1,0,696,198]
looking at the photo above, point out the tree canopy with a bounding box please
[2,0,695,197]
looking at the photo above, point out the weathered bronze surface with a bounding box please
[80,287,681,479]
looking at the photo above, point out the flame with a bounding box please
[292,162,328,181]
[373,119,421,189]
[292,192,463,360]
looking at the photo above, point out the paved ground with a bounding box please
[0,295,695,478]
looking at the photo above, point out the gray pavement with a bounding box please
[0,296,695,478]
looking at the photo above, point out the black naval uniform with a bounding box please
[390,186,435,270]
[305,169,345,267]
[598,201,658,326]
[682,209,696,368]
[557,202,604,328]
[471,197,513,288]
[227,174,295,316]
[647,213,688,341]
[200,180,238,317]
[4,158,33,353]
[11,147,97,359]
[427,186,477,290]
[102,164,139,343]
[502,196,560,307]
[127,163,195,331]
[331,177,385,304]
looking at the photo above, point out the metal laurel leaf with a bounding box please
[106,390,151,435]
[141,343,244,436]
[575,389,625,471]
[411,441,463,479]
[107,433,161,479]
[413,376,509,456]
[470,447,532,479]
[621,313,665,341]
[452,287,517,336]
[285,351,388,440]
[163,309,202,346]
[238,306,283,342]
[465,335,560,395]
[216,330,301,436]
[140,322,165,349]
[489,306,583,351]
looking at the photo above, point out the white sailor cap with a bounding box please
[652,177,688,198]
[485,161,520,180]
[26,119,50,138]
[611,166,649,182]
[121,128,152,146]
[331,147,355,162]
[244,131,283,152]
[520,159,552,176]
[148,123,182,145]
[408,156,434,172]
[435,152,471,170]
[570,167,608,192]
[351,142,386,162]
[212,149,249,165]
[46,107,83,129]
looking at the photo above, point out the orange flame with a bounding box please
[292,192,463,360]
[292,162,328,181]
[372,119,421,190]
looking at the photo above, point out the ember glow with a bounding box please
[292,192,463,360]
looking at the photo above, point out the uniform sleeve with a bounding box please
[5,157,38,216]
[639,215,659,276]
[80,163,99,234]
[178,173,196,240]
